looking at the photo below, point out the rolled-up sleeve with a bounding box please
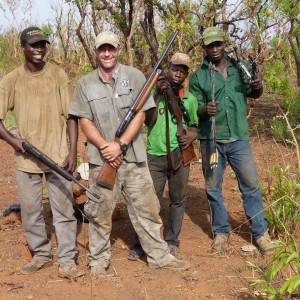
[68,79,93,120]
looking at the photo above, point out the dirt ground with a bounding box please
[0,99,298,300]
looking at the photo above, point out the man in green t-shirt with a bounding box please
[128,52,198,260]
[189,26,277,254]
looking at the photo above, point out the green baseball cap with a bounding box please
[202,27,224,45]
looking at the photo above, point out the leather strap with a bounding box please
[164,94,182,171]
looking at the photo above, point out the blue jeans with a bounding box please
[200,140,267,240]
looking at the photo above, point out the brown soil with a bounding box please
[0,99,298,300]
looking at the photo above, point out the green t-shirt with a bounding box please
[147,87,199,156]
[189,56,252,140]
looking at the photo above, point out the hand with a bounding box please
[177,128,197,149]
[100,142,122,162]
[62,151,77,173]
[177,131,190,149]
[107,155,123,169]
[10,137,28,153]
[250,76,263,90]
[156,77,170,94]
[206,101,219,116]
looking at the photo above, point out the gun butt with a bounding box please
[182,144,198,167]
[96,162,117,190]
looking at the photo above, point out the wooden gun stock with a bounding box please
[96,150,118,190]
[180,128,198,166]
[165,87,198,166]
[96,71,161,189]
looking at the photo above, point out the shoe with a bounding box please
[212,235,229,253]
[148,257,190,271]
[128,247,145,261]
[19,259,53,275]
[58,264,85,279]
[90,265,107,279]
[168,244,178,256]
[256,231,279,254]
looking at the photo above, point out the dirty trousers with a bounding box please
[16,170,78,266]
[85,162,173,268]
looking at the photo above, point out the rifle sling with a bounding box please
[164,94,181,171]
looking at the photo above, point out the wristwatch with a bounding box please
[118,140,128,156]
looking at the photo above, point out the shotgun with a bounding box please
[22,143,100,200]
[164,85,198,166]
[140,20,197,167]
[96,30,179,189]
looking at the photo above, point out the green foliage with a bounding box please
[119,206,128,218]
[281,92,300,126]
[270,116,291,143]
[0,30,23,75]
[76,155,84,167]
[3,111,16,130]
[41,24,53,38]
[79,63,93,75]
[262,165,300,236]
[248,236,300,299]
[252,118,266,135]
[263,59,300,143]
[263,61,292,97]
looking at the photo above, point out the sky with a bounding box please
[0,0,58,32]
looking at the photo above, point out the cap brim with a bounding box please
[203,37,224,45]
[95,41,118,49]
[170,62,189,69]
[27,37,50,44]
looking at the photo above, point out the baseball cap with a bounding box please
[20,26,50,45]
[202,27,224,45]
[170,52,190,68]
[95,31,120,49]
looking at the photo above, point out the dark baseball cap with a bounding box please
[20,26,50,45]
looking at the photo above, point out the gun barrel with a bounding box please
[23,143,100,199]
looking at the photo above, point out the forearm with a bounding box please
[79,118,107,149]
[248,77,263,99]
[0,120,25,152]
[120,111,145,144]
[67,116,78,154]
[198,105,210,119]
[0,120,14,143]
[248,87,263,99]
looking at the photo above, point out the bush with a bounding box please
[3,111,16,130]
[270,116,291,143]
[248,236,300,299]
[262,165,300,237]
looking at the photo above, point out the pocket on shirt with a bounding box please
[87,93,109,114]
[118,87,134,109]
